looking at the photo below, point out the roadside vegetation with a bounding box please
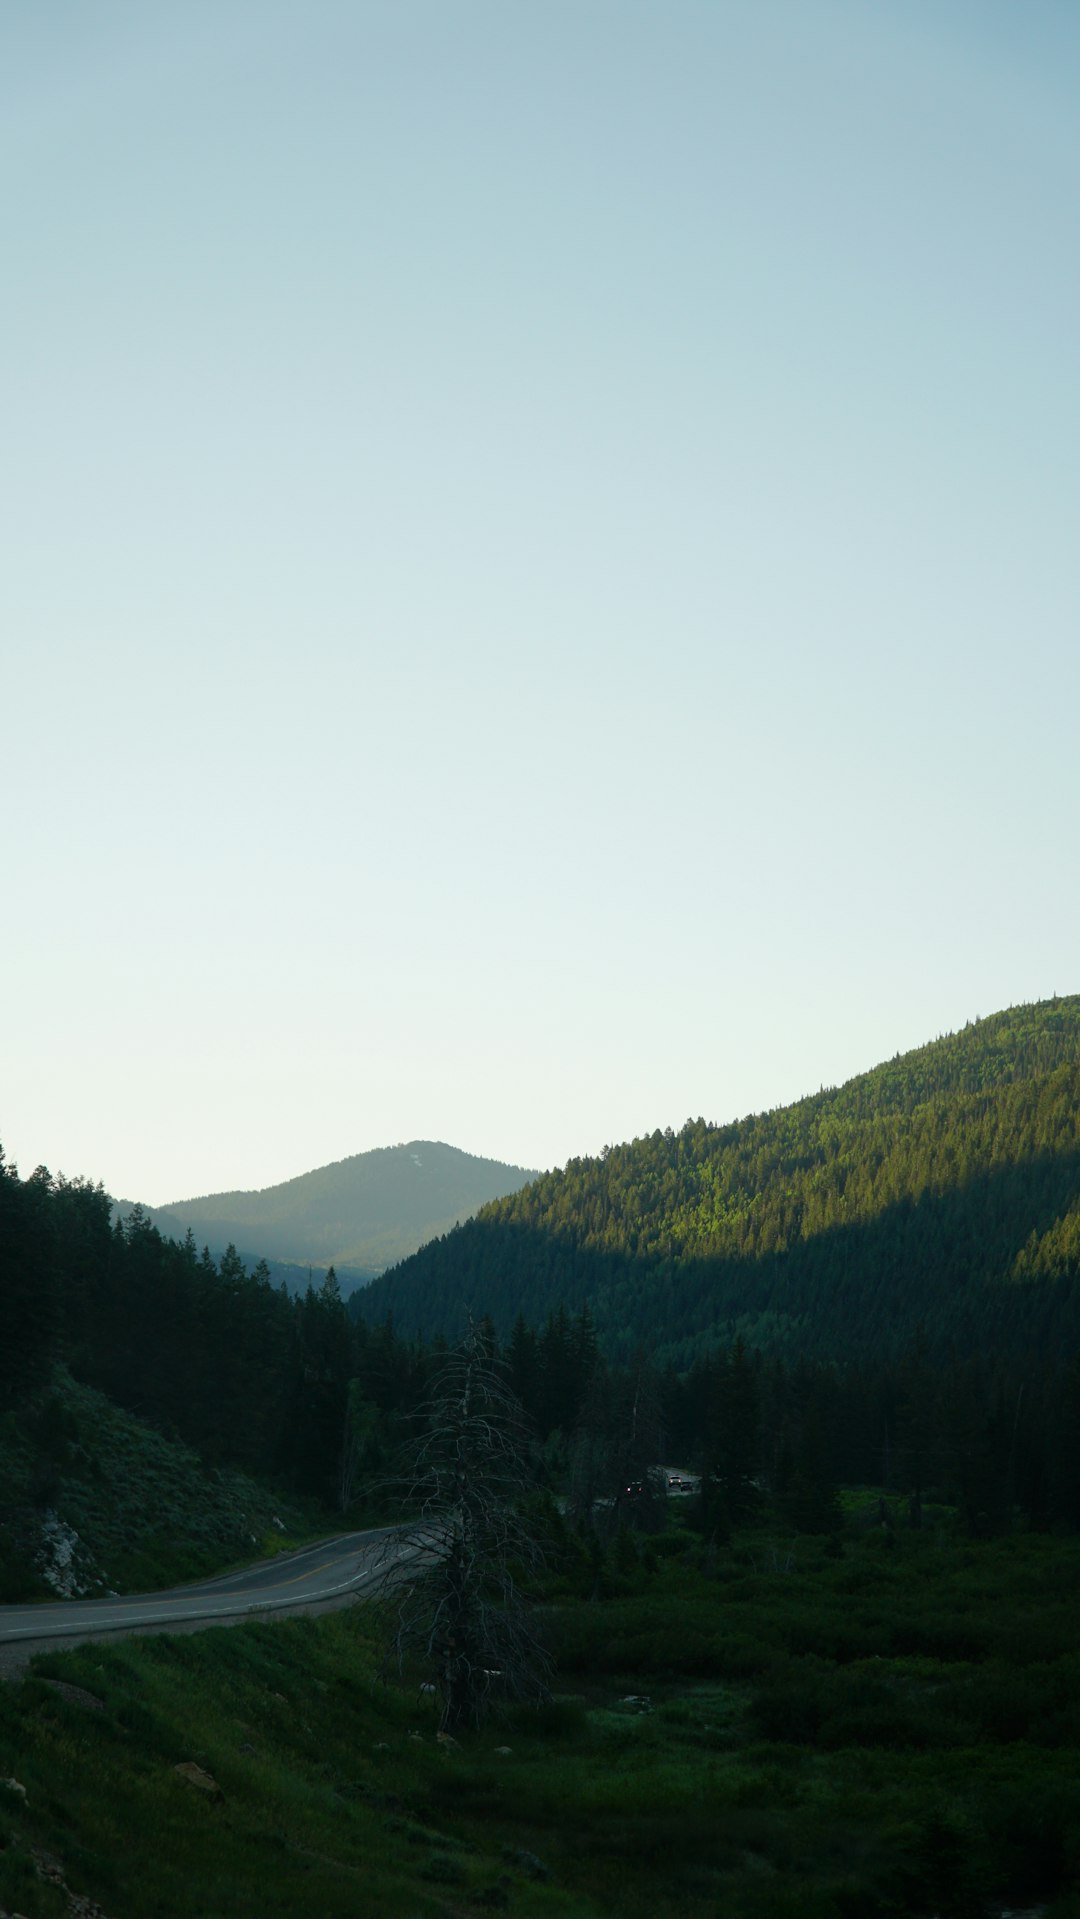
[0,1369,319,1603]
[3,1500,1080,1918]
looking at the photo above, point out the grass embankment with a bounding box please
[2,1511,1080,1916]
[0,1370,328,1601]
[0,1611,576,1919]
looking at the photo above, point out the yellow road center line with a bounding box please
[265,1556,339,1588]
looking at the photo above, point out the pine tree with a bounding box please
[705,1340,760,1527]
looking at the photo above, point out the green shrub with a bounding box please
[748,1668,828,1745]
[985,1781,1080,1901]
[910,1809,988,1918]
[509,1694,588,1739]
[650,1529,695,1559]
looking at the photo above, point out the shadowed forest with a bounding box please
[3,998,1080,1913]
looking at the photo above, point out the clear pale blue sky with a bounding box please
[3,1,1078,1204]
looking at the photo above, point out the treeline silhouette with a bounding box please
[4,1140,1080,1538]
[2,1153,355,1499]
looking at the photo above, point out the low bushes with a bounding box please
[2,1514,1079,1917]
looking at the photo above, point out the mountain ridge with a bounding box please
[354,998,1080,1362]
[115,1138,540,1286]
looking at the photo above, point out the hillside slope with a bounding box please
[121,1139,539,1282]
[0,1367,307,1603]
[356,999,1080,1364]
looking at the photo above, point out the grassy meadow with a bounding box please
[3,1503,1080,1917]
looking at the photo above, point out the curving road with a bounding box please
[0,1528,410,1673]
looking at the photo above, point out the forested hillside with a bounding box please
[356,999,1080,1365]
[123,1138,538,1284]
[1,1162,356,1503]
[6,995,1080,1602]
[7,1013,1080,1596]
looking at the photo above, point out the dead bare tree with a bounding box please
[371,1326,553,1733]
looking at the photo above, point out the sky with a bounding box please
[3,0,1078,1205]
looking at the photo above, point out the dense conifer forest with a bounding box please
[355,997,1080,1368]
[5,1000,1080,1565]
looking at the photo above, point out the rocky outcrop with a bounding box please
[173,1762,224,1800]
[35,1513,98,1598]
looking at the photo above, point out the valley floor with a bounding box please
[2,1509,1079,1917]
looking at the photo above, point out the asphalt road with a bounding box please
[0,1528,408,1673]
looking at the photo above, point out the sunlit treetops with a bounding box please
[357,997,1080,1365]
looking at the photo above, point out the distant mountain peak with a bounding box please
[115,1140,539,1290]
